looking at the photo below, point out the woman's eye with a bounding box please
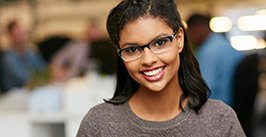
[124,46,139,53]
[154,37,168,46]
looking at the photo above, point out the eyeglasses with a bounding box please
[118,31,177,62]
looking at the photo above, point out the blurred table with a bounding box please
[0,73,115,137]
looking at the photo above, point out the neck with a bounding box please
[129,78,186,121]
[12,42,25,54]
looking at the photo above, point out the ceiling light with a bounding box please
[209,17,232,32]
[237,15,266,31]
[230,35,258,51]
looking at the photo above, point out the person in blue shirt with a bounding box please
[0,20,46,92]
[186,14,244,106]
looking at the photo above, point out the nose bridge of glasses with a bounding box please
[142,43,157,57]
[140,41,153,51]
[140,46,158,64]
[140,41,158,57]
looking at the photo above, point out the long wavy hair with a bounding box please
[105,0,209,113]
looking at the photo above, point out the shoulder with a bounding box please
[25,47,41,56]
[81,102,125,124]
[203,99,230,109]
[186,99,245,136]
[208,33,229,46]
[195,99,240,125]
[89,102,120,113]
[202,33,233,53]
[77,103,125,136]
[199,99,245,136]
[201,99,235,116]
[89,102,123,114]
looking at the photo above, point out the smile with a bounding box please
[143,67,164,76]
[141,66,165,81]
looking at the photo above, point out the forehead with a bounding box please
[119,17,172,46]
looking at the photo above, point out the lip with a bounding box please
[140,66,165,81]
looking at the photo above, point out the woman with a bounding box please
[77,0,245,136]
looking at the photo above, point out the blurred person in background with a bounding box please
[233,50,259,137]
[84,17,117,75]
[0,19,46,93]
[186,14,244,106]
[31,35,89,86]
[28,36,89,113]
[233,31,266,137]
[84,17,105,43]
[0,50,3,94]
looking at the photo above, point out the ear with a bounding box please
[176,28,184,53]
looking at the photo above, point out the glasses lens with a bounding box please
[119,32,175,62]
[150,36,172,53]
[121,46,142,61]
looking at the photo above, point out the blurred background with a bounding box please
[0,0,265,137]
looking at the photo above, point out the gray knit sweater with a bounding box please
[77,99,246,137]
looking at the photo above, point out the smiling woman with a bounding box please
[118,16,183,94]
[76,0,246,136]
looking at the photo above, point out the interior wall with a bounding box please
[0,0,265,48]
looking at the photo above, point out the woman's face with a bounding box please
[119,16,184,92]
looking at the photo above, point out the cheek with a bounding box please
[160,49,180,64]
[170,54,180,68]
[124,62,139,78]
[161,52,180,73]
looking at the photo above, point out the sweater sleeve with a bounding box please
[76,108,101,137]
[219,103,246,137]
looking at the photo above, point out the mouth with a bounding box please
[142,67,164,76]
[141,66,165,81]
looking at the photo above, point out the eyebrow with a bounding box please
[120,33,170,48]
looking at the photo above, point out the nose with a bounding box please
[140,47,158,66]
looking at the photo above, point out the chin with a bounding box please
[142,83,166,93]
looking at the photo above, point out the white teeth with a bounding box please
[143,67,163,76]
